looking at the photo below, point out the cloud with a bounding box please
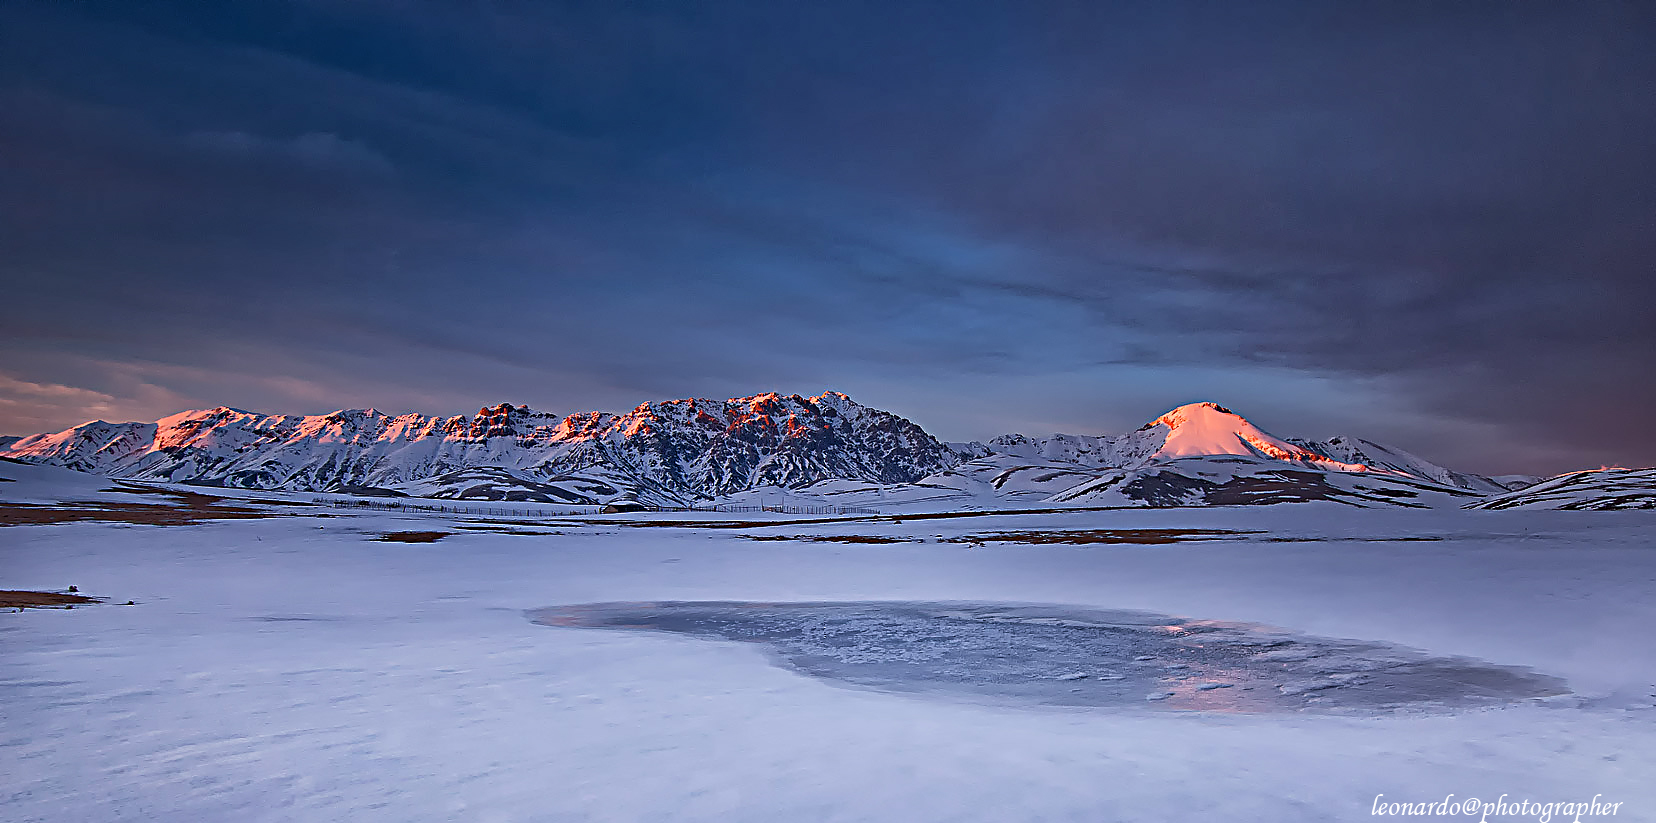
[186,130,395,177]
[0,373,116,435]
[0,374,113,405]
[1,2,1653,474]
[712,3,1656,471]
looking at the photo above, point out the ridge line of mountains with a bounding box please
[3,391,1649,510]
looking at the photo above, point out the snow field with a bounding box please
[3,505,1654,821]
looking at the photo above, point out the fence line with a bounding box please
[311,498,878,517]
[312,498,600,517]
[706,504,881,515]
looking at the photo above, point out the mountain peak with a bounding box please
[1151,401,1239,427]
[155,406,256,427]
[1144,402,1368,470]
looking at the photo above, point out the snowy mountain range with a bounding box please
[1467,468,1656,510]
[725,402,1529,511]
[0,393,1552,509]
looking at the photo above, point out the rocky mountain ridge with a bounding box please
[2,395,1534,508]
[1,392,952,505]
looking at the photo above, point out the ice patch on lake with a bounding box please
[531,601,1568,714]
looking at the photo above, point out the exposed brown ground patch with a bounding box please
[0,590,103,609]
[375,531,452,543]
[743,534,913,544]
[453,525,561,536]
[0,494,273,526]
[603,506,1135,530]
[0,483,315,527]
[953,528,1258,545]
[736,529,1255,545]
[1262,535,1445,543]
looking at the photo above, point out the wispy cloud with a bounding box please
[185,130,395,177]
[0,374,117,434]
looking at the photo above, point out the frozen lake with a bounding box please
[536,600,1568,713]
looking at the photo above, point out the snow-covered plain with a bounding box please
[4,474,1655,821]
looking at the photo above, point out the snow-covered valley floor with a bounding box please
[4,498,1655,821]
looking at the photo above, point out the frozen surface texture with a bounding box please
[536,601,1568,713]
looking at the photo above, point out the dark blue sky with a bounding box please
[2,1,1653,474]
